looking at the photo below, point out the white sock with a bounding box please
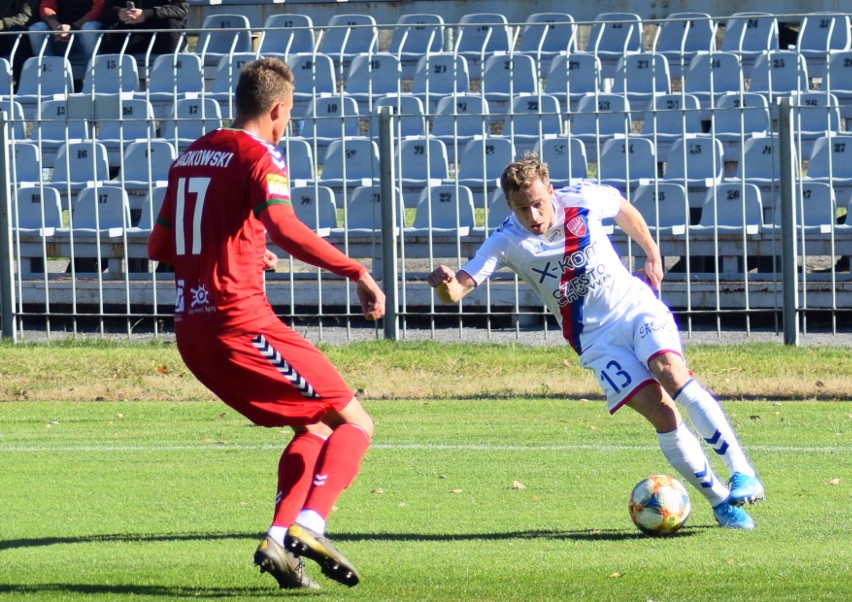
[295,509,326,534]
[267,525,287,547]
[657,423,728,507]
[675,379,755,476]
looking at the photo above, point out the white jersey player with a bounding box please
[429,153,765,529]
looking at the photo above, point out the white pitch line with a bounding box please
[0,443,849,454]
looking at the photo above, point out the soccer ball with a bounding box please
[628,475,691,536]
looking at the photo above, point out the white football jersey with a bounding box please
[462,181,658,354]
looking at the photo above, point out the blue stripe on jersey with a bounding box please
[559,206,592,354]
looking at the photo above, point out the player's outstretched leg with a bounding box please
[674,379,765,506]
[285,523,360,587]
[712,501,756,529]
[254,535,320,590]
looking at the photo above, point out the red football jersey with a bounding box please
[155,128,287,341]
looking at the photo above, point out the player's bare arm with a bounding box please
[613,199,664,290]
[428,266,476,303]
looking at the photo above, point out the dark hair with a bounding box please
[500,152,551,200]
[235,58,295,118]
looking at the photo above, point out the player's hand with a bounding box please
[427,265,456,288]
[356,272,385,321]
[640,253,664,291]
[261,249,278,271]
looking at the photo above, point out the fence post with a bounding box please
[377,106,399,340]
[777,98,799,346]
[0,110,17,341]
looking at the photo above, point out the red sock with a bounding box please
[271,432,326,527]
[302,423,371,520]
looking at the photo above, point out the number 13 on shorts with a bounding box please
[598,359,633,395]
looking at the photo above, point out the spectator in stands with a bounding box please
[148,58,385,591]
[0,0,35,82]
[27,0,103,57]
[101,0,186,55]
[429,153,766,530]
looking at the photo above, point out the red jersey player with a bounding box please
[148,58,385,590]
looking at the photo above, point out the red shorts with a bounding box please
[177,322,354,427]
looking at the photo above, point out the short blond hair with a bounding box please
[235,58,295,119]
[500,152,551,200]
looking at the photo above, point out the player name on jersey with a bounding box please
[173,149,236,168]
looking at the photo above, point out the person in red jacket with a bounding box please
[27,0,103,57]
[148,57,385,591]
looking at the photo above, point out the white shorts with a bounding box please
[578,297,685,414]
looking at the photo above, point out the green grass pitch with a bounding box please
[2,398,850,600]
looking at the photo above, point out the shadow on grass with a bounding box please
[0,584,281,598]
[1,525,704,552]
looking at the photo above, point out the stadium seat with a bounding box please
[534,135,588,188]
[789,92,842,158]
[804,134,852,192]
[387,13,445,80]
[638,93,703,160]
[410,53,470,112]
[597,136,659,195]
[81,53,140,96]
[132,185,167,231]
[748,50,810,101]
[709,92,771,163]
[10,143,44,185]
[51,141,110,193]
[0,57,12,97]
[117,139,176,193]
[396,136,451,207]
[344,185,394,235]
[319,14,378,73]
[719,12,779,77]
[299,94,360,160]
[137,52,204,119]
[611,52,672,113]
[729,135,795,221]
[663,136,725,214]
[479,53,539,113]
[796,13,851,78]
[95,98,156,166]
[694,182,765,232]
[207,52,259,118]
[318,137,380,198]
[544,52,604,113]
[455,136,515,208]
[14,185,64,235]
[517,13,577,75]
[783,181,840,232]
[291,185,339,236]
[196,14,253,69]
[500,93,564,154]
[16,56,75,119]
[406,183,477,238]
[683,51,744,117]
[278,137,316,184]
[159,97,222,151]
[71,184,131,234]
[369,94,427,138]
[343,53,403,113]
[823,51,852,121]
[285,52,338,119]
[257,13,316,56]
[30,99,90,167]
[454,13,512,79]
[568,92,633,162]
[586,12,644,79]
[429,93,491,163]
[2,99,27,142]
[483,188,513,232]
[632,182,691,232]
[653,12,716,79]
